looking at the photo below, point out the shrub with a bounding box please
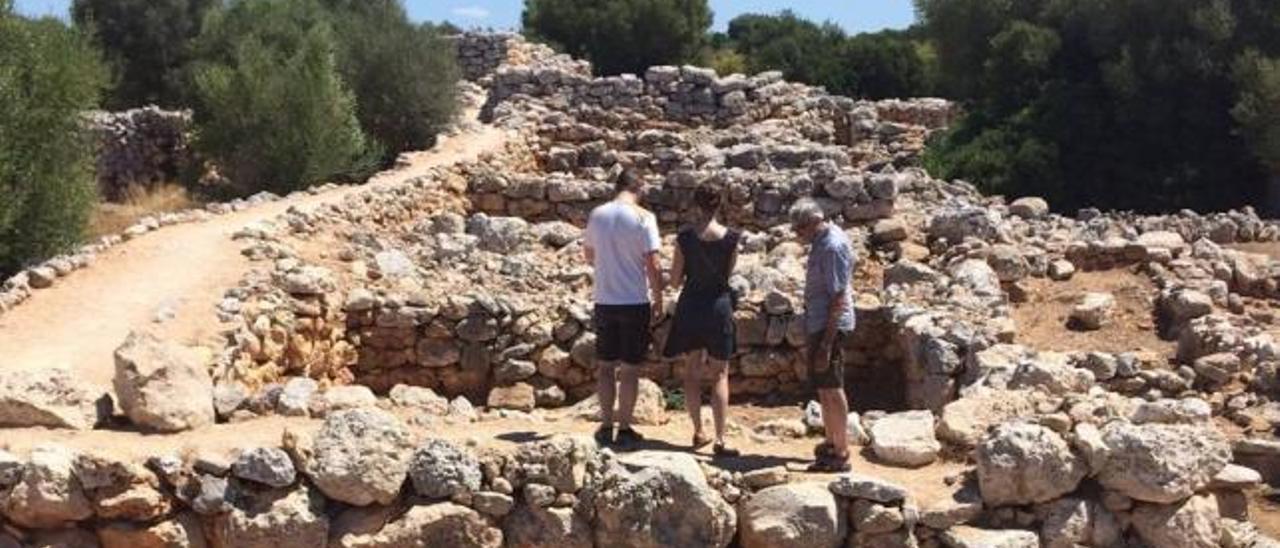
[189,0,375,194]
[0,4,106,276]
[72,0,215,109]
[523,0,712,76]
[320,0,460,160]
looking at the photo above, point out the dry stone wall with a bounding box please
[86,107,194,201]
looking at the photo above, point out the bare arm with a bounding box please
[669,245,685,290]
[645,251,665,321]
[584,245,595,264]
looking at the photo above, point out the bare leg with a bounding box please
[708,358,730,444]
[819,388,850,458]
[597,361,618,427]
[616,365,640,430]
[683,351,705,441]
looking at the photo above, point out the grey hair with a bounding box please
[789,198,825,227]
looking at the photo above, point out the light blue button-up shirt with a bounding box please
[804,225,857,334]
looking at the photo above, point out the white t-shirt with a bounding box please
[585,200,661,305]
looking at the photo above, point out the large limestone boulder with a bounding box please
[409,438,482,499]
[1009,197,1049,219]
[869,410,941,467]
[938,388,1038,447]
[0,368,105,430]
[1131,494,1220,548]
[501,505,592,548]
[332,502,502,548]
[738,482,845,548]
[1096,422,1230,503]
[1008,352,1093,395]
[98,512,207,548]
[975,422,1087,506]
[594,451,736,548]
[207,485,328,548]
[569,378,668,425]
[0,445,93,529]
[941,526,1039,548]
[113,331,215,432]
[305,408,413,506]
[1069,292,1114,330]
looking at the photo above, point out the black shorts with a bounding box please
[806,330,851,390]
[594,304,652,365]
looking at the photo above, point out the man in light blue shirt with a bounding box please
[791,198,856,472]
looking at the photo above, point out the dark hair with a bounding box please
[693,185,723,214]
[615,168,642,193]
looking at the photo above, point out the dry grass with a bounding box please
[89,184,196,238]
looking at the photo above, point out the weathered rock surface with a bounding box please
[1131,494,1220,548]
[869,410,940,466]
[409,438,482,499]
[1096,422,1230,503]
[113,331,214,432]
[594,451,736,548]
[975,421,1087,506]
[0,446,93,529]
[0,368,105,430]
[738,482,845,548]
[332,502,502,548]
[207,485,329,548]
[305,408,414,506]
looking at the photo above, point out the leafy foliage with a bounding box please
[916,0,1280,213]
[724,11,935,99]
[189,0,375,194]
[0,6,106,275]
[319,0,460,159]
[72,0,214,109]
[523,0,713,76]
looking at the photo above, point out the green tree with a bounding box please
[189,0,375,194]
[916,0,1280,213]
[1233,50,1280,173]
[71,0,215,109]
[842,29,934,99]
[728,11,850,93]
[523,0,712,76]
[319,0,460,159]
[0,2,107,275]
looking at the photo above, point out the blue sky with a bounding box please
[13,0,916,34]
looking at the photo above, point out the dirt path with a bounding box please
[0,124,509,388]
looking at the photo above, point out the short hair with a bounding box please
[789,198,825,228]
[615,168,642,193]
[693,185,723,213]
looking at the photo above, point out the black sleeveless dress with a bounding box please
[663,227,740,361]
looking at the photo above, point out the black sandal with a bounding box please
[713,443,740,458]
[806,454,851,473]
[813,441,836,459]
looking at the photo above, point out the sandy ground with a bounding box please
[0,124,508,390]
[1011,268,1174,358]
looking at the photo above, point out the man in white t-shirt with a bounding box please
[583,169,664,448]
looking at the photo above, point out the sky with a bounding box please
[13,0,917,34]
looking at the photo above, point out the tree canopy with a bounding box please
[72,0,214,109]
[523,0,712,76]
[917,0,1280,213]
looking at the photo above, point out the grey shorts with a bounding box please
[806,330,851,390]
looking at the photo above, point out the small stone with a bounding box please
[1069,292,1114,331]
[828,474,909,504]
[232,447,297,488]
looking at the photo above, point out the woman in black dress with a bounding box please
[664,185,740,457]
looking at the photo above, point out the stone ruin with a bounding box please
[4,31,1280,548]
[86,107,194,202]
